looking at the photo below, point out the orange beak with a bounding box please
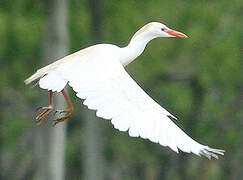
[164,29,188,38]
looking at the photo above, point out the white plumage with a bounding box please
[25,22,224,159]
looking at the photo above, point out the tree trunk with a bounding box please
[34,0,69,179]
[83,0,105,179]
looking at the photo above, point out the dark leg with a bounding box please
[53,89,74,126]
[36,90,54,125]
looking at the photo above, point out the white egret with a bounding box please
[25,22,224,159]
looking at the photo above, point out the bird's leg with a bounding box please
[53,89,74,126]
[35,90,54,126]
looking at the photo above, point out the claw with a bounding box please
[52,120,59,127]
[34,90,74,126]
[35,106,43,112]
[35,118,41,123]
[54,110,60,115]
[54,109,66,115]
[52,108,73,126]
[35,106,53,126]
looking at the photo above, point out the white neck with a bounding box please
[119,34,155,66]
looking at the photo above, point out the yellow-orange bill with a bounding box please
[165,29,188,38]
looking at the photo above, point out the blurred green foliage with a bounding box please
[0,0,242,179]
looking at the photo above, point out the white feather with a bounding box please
[26,36,224,159]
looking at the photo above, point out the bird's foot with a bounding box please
[35,105,54,126]
[53,108,73,126]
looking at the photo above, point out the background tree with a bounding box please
[82,1,105,179]
[34,0,69,180]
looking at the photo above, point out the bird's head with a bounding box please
[131,22,188,42]
[123,22,188,65]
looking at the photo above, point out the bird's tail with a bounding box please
[24,65,55,84]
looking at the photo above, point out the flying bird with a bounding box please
[25,22,224,159]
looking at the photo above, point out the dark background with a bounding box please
[0,0,242,179]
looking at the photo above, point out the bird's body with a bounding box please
[25,22,224,159]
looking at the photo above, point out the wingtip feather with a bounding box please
[199,146,225,159]
[168,114,177,120]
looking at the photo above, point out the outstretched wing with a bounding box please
[39,46,224,159]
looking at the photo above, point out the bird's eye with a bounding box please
[161,28,165,31]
